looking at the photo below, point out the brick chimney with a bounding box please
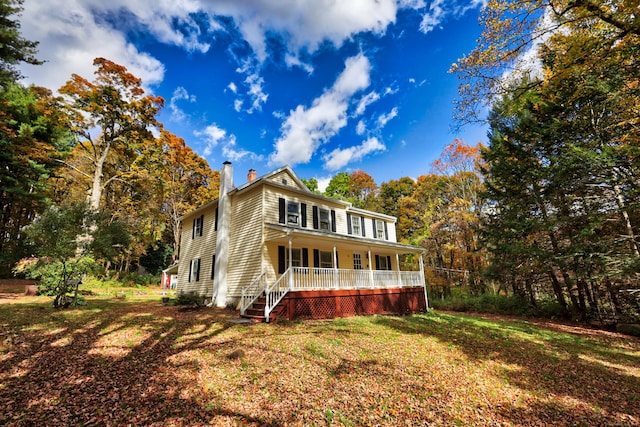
[247,168,257,182]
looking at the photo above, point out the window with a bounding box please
[279,246,309,273]
[319,251,333,268]
[353,253,362,270]
[279,198,306,227]
[189,258,201,282]
[210,255,216,280]
[287,201,300,225]
[378,255,389,270]
[375,254,392,271]
[192,214,204,238]
[351,215,362,236]
[313,206,336,232]
[374,219,387,240]
[285,248,302,267]
[319,208,331,230]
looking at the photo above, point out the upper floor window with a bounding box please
[347,214,366,237]
[279,198,307,227]
[287,201,299,225]
[192,214,204,238]
[374,219,387,240]
[319,208,331,230]
[313,206,336,232]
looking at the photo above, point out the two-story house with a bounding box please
[173,161,428,321]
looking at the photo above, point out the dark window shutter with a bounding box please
[335,251,339,269]
[279,198,286,224]
[387,256,392,270]
[195,259,201,281]
[215,207,218,231]
[199,215,204,236]
[302,248,309,267]
[375,255,380,270]
[361,217,366,237]
[313,249,320,268]
[192,218,196,239]
[312,206,319,229]
[347,214,352,234]
[278,246,286,274]
[372,219,377,238]
[211,255,216,279]
[188,260,193,282]
[383,222,388,240]
[331,210,336,232]
[301,203,307,227]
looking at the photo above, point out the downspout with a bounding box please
[212,161,234,308]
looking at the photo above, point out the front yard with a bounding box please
[0,286,638,426]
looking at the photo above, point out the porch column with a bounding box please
[396,253,402,287]
[368,249,374,288]
[419,254,429,310]
[333,245,338,289]
[288,237,293,289]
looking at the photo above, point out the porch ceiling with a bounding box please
[264,223,424,255]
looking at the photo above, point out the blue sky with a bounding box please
[18,0,487,190]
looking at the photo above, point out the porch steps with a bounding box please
[241,294,287,322]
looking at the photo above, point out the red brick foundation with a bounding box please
[275,287,427,321]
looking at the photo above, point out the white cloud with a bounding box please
[194,123,229,156]
[355,91,381,116]
[316,176,333,193]
[234,99,244,112]
[245,71,268,113]
[419,0,447,33]
[18,0,165,92]
[169,86,196,122]
[377,107,399,128]
[269,54,372,167]
[227,82,238,93]
[323,137,386,170]
[356,120,366,135]
[195,123,262,161]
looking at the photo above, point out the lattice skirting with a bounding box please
[277,287,427,321]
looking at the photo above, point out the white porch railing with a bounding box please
[244,267,426,322]
[240,271,267,316]
[289,267,424,291]
[264,269,290,322]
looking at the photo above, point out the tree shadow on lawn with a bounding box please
[0,300,281,426]
[373,312,640,426]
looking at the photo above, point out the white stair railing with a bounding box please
[240,271,267,316]
[264,268,291,322]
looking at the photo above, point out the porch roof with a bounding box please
[264,223,424,255]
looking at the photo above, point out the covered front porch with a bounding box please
[240,225,428,322]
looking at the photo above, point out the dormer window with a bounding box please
[287,201,300,225]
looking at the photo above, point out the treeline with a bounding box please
[0,1,218,279]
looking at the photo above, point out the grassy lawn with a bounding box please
[0,289,638,426]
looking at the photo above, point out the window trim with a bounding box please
[193,214,204,239]
[287,201,300,225]
[189,258,201,282]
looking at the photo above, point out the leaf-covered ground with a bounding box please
[0,290,638,426]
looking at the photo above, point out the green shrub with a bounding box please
[175,292,204,307]
[616,323,640,337]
